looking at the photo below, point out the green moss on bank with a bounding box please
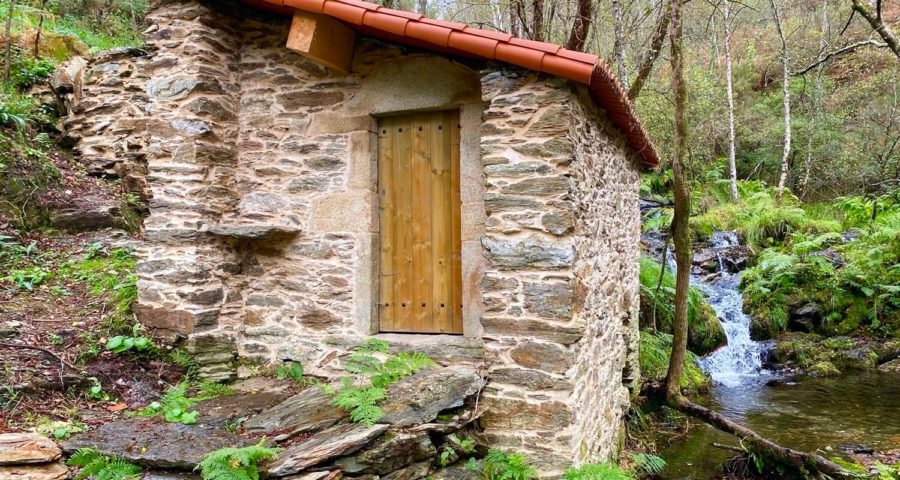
[639,331,709,392]
[639,256,725,355]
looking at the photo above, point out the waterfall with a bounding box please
[694,231,769,387]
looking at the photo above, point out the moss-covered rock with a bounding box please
[767,332,898,374]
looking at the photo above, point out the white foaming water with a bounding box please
[695,273,768,387]
[663,231,769,387]
[696,231,768,386]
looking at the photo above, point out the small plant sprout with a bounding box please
[276,361,304,383]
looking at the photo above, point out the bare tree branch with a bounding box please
[628,1,672,100]
[793,39,888,75]
[850,0,900,58]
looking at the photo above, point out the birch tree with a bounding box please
[612,0,629,85]
[770,0,792,199]
[723,0,739,202]
[801,1,829,197]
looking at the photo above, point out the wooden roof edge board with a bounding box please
[239,0,660,168]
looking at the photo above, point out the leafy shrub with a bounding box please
[639,331,708,392]
[481,449,538,480]
[638,256,724,355]
[327,339,435,426]
[196,440,279,480]
[67,448,141,480]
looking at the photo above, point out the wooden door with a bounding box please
[378,110,462,334]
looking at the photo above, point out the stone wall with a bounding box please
[569,89,641,463]
[54,47,150,197]
[475,69,639,472]
[56,0,641,472]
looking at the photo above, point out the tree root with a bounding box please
[669,395,855,479]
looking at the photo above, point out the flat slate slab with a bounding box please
[243,387,346,439]
[194,390,292,428]
[265,423,389,477]
[0,433,61,465]
[380,366,482,427]
[0,462,68,480]
[62,419,258,470]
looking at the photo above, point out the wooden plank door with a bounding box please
[378,110,462,334]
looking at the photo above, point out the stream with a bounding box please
[654,231,900,479]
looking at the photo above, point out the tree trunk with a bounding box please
[723,0,739,202]
[771,0,792,199]
[802,0,829,198]
[417,0,427,14]
[670,397,856,478]
[664,0,691,403]
[531,0,544,42]
[566,0,593,52]
[851,0,900,58]
[628,2,671,100]
[4,0,14,84]
[612,0,629,85]
[33,0,47,59]
[509,0,523,37]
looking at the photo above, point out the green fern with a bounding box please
[481,449,538,480]
[563,462,634,480]
[332,384,385,426]
[196,440,279,480]
[371,352,435,388]
[330,340,435,426]
[66,448,142,480]
[630,453,666,476]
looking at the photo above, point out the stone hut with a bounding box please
[56,0,659,473]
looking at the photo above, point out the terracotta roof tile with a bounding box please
[508,37,561,54]
[339,0,379,10]
[373,7,423,20]
[494,43,544,71]
[405,21,452,47]
[447,31,498,58]
[362,10,408,35]
[420,17,468,31]
[541,54,593,84]
[284,0,325,13]
[240,0,660,168]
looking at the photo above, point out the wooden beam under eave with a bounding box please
[286,10,355,75]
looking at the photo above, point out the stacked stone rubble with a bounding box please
[54,47,150,197]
